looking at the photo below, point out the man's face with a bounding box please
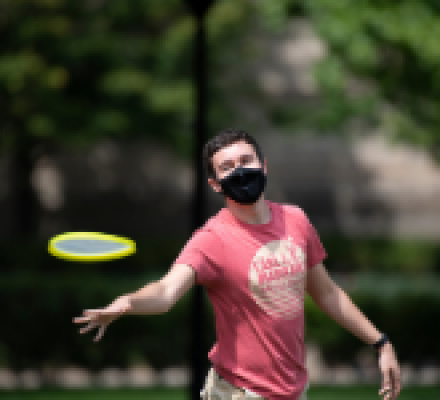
[208,140,266,193]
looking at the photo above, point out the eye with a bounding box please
[241,155,253,165]
[220,163,232,172]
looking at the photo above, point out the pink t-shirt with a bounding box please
[175,201,326,399]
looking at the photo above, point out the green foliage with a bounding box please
[302,0,440,155]
[0,272,438,368]
[1,234,438,368]
[2,0,440,156]
[306,276,440,365]
[0,0,252,155]
[0,274,216,370]
[322,235,440,275]
[0,237,215,370]
[251,1,440,156]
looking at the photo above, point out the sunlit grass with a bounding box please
[1,385,439,400]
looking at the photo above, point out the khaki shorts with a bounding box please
[200,367,308,400]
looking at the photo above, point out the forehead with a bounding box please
[212,140,257,167]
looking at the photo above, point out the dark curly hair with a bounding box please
[203,129,264,179]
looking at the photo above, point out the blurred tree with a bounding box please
[260,0,440,158]
[0,0,252,154]
[0,0,251,236]
[1,0,439,372]
[3,0,440,215]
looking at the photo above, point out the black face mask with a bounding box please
[218,166,266,205]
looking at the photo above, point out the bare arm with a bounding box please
[73,263,196,340]
[306,263,380,344]
[306,263,401,400]
[128,263,196,314]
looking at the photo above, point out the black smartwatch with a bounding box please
[373,333,389,351]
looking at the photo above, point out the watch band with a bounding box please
[373,333,389,351]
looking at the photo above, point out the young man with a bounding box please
[74,129,401,400]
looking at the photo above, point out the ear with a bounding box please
[208,177,222,193]
[263,158,267,175]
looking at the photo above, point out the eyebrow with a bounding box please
[217,153,254,170]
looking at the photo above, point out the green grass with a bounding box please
[310,385,440,399]
[0,388,182,400]
[0,385,439,399]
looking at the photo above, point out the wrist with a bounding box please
[116,294,133,314]
[372,332,389,352]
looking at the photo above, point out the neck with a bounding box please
[226,196,271,225]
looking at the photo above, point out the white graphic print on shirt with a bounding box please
[249,236,306,320]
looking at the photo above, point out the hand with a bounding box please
[73,295,131,342]
[378,342,401,400]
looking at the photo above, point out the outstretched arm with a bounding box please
[127,263,196,314]
[73,263,195,341]
[306,263,401,400]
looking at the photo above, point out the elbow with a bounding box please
[160,286,178,314]
[161,298,174,314]
[158,304,172,314]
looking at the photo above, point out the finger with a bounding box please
[379,383,391,394]
[86,308,119,316]
[382,367,391,390]
[386,368,396,400]
[79,322,97,334]
[381,386,391,400]
[101,308,127,315]
[392,368,401,400]
[379,385,391,398]
[73,316,91,324]
[94,324,107,342]
[84,309,102,315]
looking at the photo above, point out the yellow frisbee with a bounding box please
[48,232,136,262]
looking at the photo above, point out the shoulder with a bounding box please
[276,202,316,238]
[187,209,226,246]
[278,203,309,222]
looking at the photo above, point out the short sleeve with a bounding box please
[306,220,326,269]
[282,204,326,269]
[174,229,223,286]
